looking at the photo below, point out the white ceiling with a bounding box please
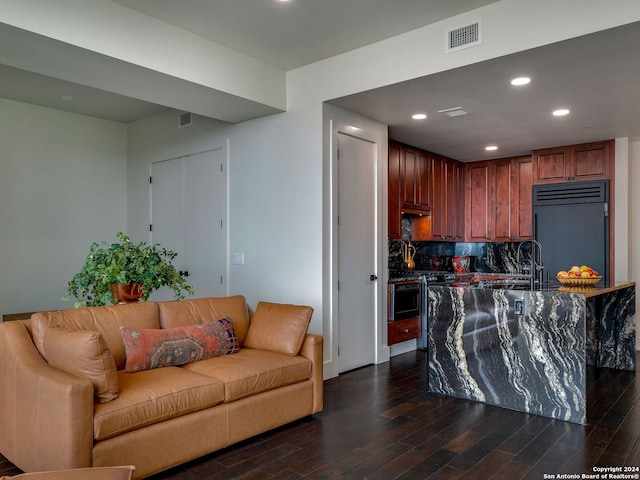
[110,0,500,71]
[330,21,640,160]
[1,1,639,162]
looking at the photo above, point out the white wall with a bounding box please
[0,98,126,315]
[126,109,233,300]
[629,138,640,345]
[225,112,324,315]
[0,0,286,121]
[126,108,326,322]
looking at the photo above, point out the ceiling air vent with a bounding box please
[178,112,192,128]
[445,20,482,53]
[437,107,469,118]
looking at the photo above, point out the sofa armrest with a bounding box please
[299,334,323,413]
[0,321,94,472]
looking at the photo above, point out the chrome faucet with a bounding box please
[517,240,544,289]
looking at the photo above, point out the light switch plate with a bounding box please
[232,252,245,265]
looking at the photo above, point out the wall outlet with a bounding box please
[232,252,245,265]
[514,299,525,315]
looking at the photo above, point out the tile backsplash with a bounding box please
[389,239,525,273]
[391,216,534,273]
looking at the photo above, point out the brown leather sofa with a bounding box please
[0,296,323,479]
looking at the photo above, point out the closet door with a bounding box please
[150,146,228,300]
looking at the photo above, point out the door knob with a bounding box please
[370,274,378,281]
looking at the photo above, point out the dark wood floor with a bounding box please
[2,349,639,479]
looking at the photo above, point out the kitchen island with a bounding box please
[427,281,635,424]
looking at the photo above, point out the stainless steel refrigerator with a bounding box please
[533,180,609,283]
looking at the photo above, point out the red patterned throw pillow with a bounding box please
[120,318,240,373]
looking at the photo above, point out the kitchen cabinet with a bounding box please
[429,155,464,241]
[532,140,612,184]
[388,317,420,345]
[465,160,492,242]
[388,142,430,240]
[401,146,430,214]
[494,156,532,241]
[465,155,532,242]
[388,142,402,239]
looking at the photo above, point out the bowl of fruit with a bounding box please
[556,265,602,286]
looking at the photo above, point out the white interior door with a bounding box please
[150,147,227,300]
[337,131,377,372]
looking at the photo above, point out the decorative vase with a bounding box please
[110,282,143,305]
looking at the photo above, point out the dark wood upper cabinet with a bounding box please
[388,141,431,240]
[464,160,493,242]
[401,146,430,213]
[433,157,464,241]
[388,142,402,240]
[464,155,532,242]
[389,139,609,244]
[513,156,533,240]
[532,140,612,184]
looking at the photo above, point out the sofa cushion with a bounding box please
[157,295,251,345]
[243,302,313,356]
[31,302,160,370]
[120,319,239,373]
[41,327,119,403]
[93,367,225,441]
[182,348,312,402]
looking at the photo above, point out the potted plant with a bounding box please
[64,231,194,307]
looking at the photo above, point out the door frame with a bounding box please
[323,106,390,379]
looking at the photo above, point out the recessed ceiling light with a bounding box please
[485,145,498,151]
[412,113,427,120]
[60,95,75,101]
[510,77,531,86]
[553,109,570,116]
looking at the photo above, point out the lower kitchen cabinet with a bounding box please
[388,317,420,345]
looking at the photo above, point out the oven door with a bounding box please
[389,281,421,321]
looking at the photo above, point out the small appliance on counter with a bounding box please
[452,256,476,274]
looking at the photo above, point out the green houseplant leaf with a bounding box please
[64,231,195,307]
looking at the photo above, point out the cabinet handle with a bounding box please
[404,328,410,333]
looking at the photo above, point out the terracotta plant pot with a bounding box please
[110,282,143,305]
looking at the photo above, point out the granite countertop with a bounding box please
[455,279,636,298]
